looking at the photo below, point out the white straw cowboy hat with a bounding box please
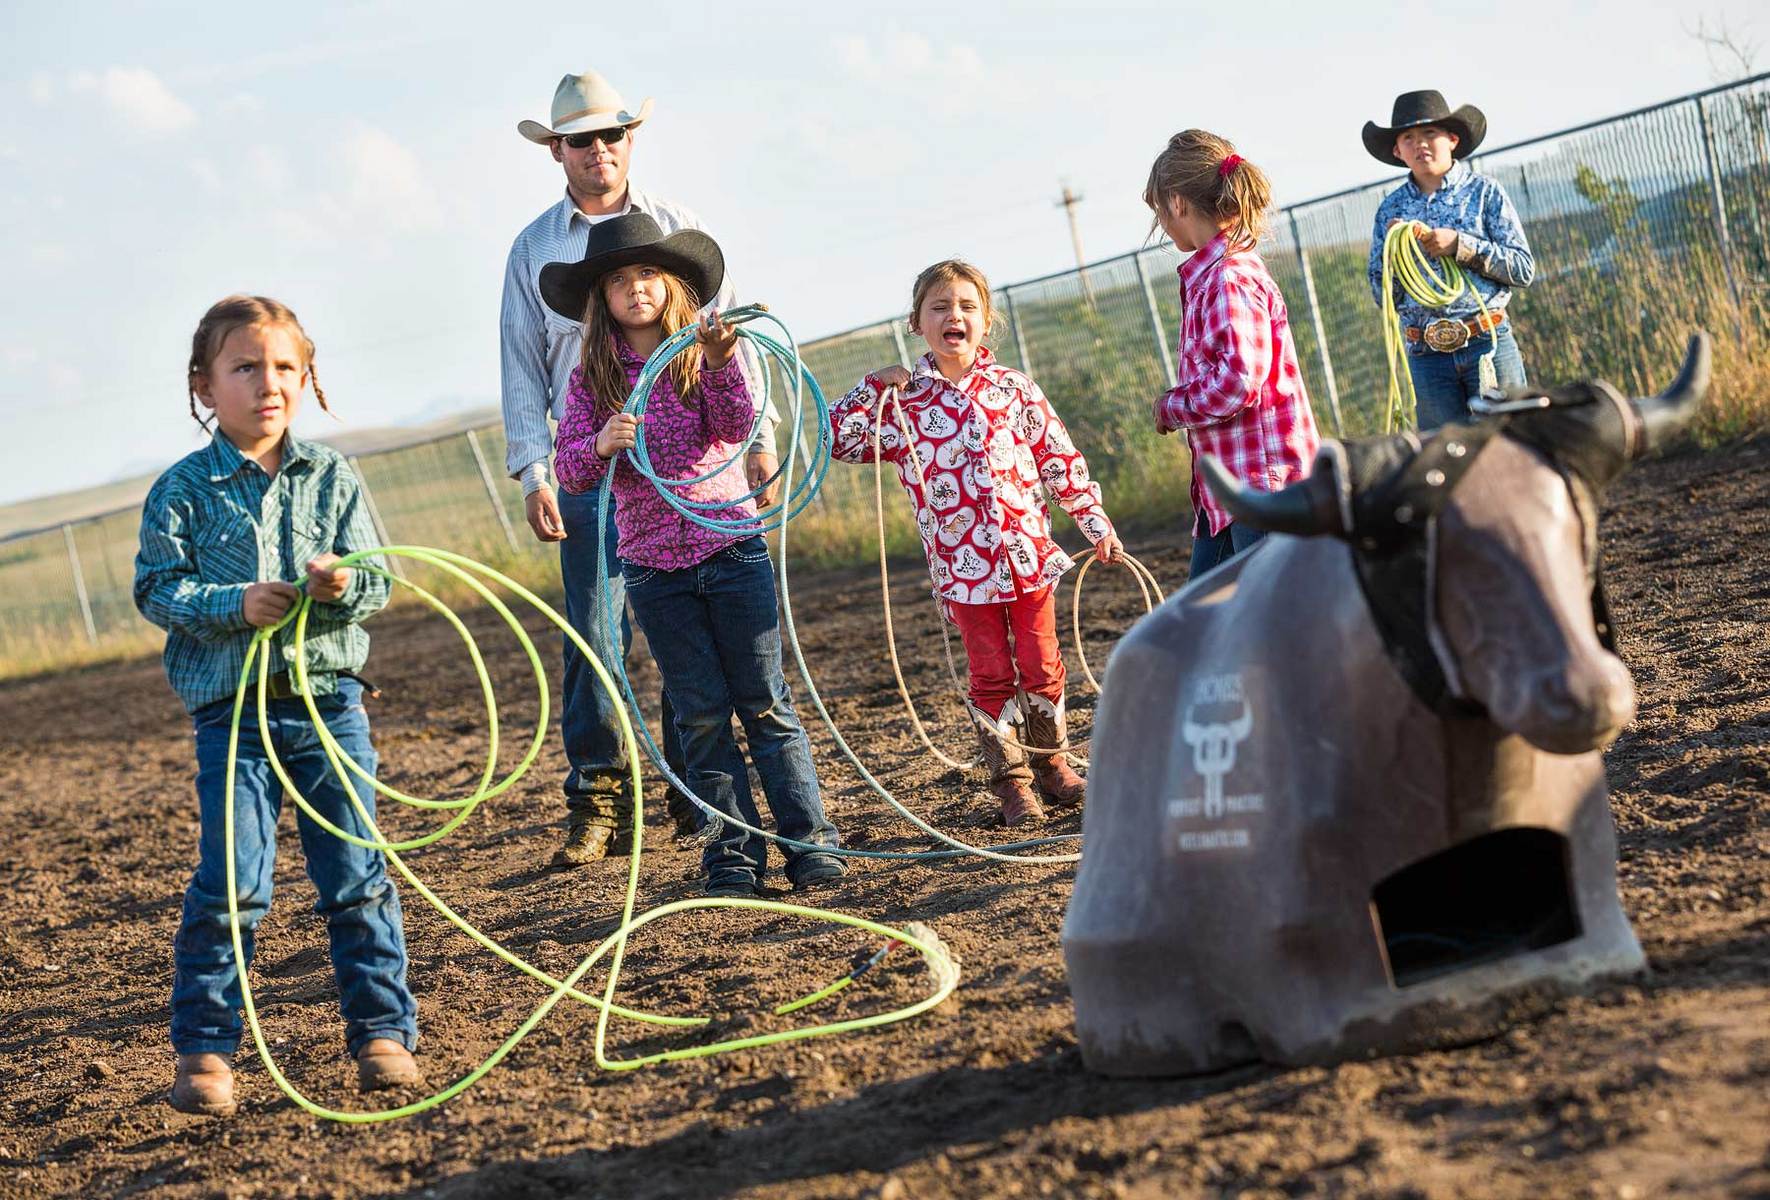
[517,71,654,144]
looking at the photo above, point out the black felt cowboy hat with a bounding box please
[1362,90,1488,167]
[539,211,725,321]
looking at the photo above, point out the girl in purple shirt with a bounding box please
[544,213,843,897]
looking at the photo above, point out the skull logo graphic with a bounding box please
[1180,701,1254,819]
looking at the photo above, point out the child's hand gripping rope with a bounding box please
[1380,219,1497,432]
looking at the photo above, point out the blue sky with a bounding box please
[0,0,1760,506]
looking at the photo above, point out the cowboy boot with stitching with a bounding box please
[1024,693,1086,807]
[969,700,1044,827]
[170,1052,236,1117]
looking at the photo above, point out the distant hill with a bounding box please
[0,405,503,541]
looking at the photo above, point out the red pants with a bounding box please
[946,588,1066,722]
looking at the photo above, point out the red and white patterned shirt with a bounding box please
[832,348,1116,606]
[1156,232,1320,537]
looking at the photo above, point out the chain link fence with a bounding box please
[4,72,1766,676]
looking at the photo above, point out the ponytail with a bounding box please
[1143,130,1273,251]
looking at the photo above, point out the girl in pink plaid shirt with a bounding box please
[1144,130,1320,581]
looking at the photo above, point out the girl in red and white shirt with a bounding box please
[832,260,1122,828]
[1145,130,1320,581]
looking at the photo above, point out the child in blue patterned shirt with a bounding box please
[133,295,419,1117]
[1364,90,1536,430]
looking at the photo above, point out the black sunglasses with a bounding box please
[562,127,628,149]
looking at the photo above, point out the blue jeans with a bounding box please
[557,486,687,826]
[173,678,417,1056]
[1188,520,1266,581]
[1406,321,1528,431]
[622,537,839,886]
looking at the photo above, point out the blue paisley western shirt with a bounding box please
[1367,160,1536,335]
[133,432,390,713]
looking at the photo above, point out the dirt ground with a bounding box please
[2,438,1766,1200]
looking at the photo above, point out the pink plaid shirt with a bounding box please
[1155,232,1320,537]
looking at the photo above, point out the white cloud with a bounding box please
[887,32,936,74]
[337,124,443,234]
[68,67,195,137]
[189,157,221,192]
[267,207,328,246]
[46,364,84,395]
[219,92,263,116]
[947,45,985,76]
[27,73,54,105]
[829,31,985,84]
[249,146,292,190]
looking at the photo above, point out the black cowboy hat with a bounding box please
[1362,90,1488,167]
[539,211,724,321]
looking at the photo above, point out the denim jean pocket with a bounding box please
[622,563,664,590]
[720,538,771,564]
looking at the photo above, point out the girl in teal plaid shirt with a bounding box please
[133,295,419,1117]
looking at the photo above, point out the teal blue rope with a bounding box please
[615,306,830,530]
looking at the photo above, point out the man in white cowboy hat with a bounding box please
[1363,89,1536,431]
[500,69,780,867]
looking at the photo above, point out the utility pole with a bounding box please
[1056,183,1097,309]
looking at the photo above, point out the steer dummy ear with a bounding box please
[1196,444,1351,538]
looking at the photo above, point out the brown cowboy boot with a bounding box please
[554,775,627,866]
[553,817,615,866]
[356,1038,420,1091]
[1024,693,1086,807]
[170,1052,236,1117]
[969,700,1044,827]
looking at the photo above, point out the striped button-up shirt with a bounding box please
[498,182,777,495]
[1367,161,1536,333]
[1156,232,1321,539]
[133,433,390,713]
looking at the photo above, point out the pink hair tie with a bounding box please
[1218,153,1244,179]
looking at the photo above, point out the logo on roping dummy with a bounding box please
[1167,672,1264,853]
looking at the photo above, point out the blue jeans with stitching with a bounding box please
[622,537,838,887]
[172,677,417,1057]
[557,486,687,825]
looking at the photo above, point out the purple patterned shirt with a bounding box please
[553,338,759,570]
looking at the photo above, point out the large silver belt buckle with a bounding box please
[1423,318,1470,353]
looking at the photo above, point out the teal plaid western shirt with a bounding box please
[133,432,390,713]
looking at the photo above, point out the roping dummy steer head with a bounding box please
[1063,335,1710,1076]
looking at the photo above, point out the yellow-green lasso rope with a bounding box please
[221,546,959,1123]
[1379,219,1498,432]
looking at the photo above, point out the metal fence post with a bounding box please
[1287,209,1346,437]
[1132,250,1177,389]
[1695,94,1747,339]
[62,523,98,645]
[465,429,521,553]
[1002,286,1034,375]
[347,455,406,581]
[889,320,914,369]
